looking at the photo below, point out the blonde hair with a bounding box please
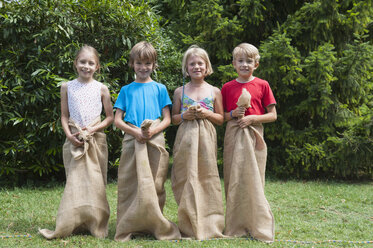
[182,45,213,77]
[232,43,260,63]
[74,45,100,73]
[129,41,157,69]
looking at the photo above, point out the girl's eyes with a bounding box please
[189,62,205,66]
[79,60,96,65]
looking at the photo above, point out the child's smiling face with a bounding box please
[233,54,258,80]
[133,59,154,82]
[187,55,207,80]
[75,50,99,82]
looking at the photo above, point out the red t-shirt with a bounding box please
[221,78,276,115]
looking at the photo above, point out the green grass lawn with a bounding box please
[0,179,372,247]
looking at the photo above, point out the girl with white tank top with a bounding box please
[39,45,113,240]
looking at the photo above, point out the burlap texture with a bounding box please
[236,88,252,109]
[115,119,181,242]
[172,119,225,240]
[39,117,110,239]
[223,120,274,242]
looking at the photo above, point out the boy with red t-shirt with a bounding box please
[221,43,277,242]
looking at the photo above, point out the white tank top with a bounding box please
[67,79,102,127]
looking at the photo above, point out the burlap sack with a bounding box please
[172,119,225,240]
[39,117,110,239]
[236,88,252,109]
[115,119,181,242]
[223,120,274,242]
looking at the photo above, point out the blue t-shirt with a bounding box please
[114,81,172,127]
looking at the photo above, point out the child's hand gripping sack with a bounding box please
[141,119,153,130]
[189,104,203,119]
[78,129,93,142]
[140,119,154,141]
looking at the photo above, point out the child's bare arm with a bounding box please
[237,104,277,128]
[171,87,182,125]
[262,104,277,123]
[224,106,246,121]
[172,87,196,125]
[60,83,83,147]
[101,85,114,126]
[114,108,146,143]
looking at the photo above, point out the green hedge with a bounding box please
[1,0,372,183]
[152,0,373,179]
[257,1,373,179]
[0,0,181,184]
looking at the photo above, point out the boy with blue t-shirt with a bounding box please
[113,41,180,242]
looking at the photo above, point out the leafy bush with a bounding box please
[257,1,373,179]
[151,0,373,179]
[0,0,181,184]
[1,0,372,183]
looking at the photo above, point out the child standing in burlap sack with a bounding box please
[113,41,181,242]
[171,45,225,240]
[39,45,113,239]
[221,43,277,242]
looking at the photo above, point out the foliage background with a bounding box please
[0,0,182,185]
[0,0,372,185]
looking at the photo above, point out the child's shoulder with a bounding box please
[152,80,168,88]
[61,81,68,88]
[210,85,221,94]
[174,85,183,92]
[252,77,270,87]
[222,79,238,89]
[60,82,68,94]
[145,81,169,93]
[252,76,267,83]
[120,81,138,91]
[64,78,75,86]
[173,85,184,97]
[100,82,109,92]
[61,79,77,90]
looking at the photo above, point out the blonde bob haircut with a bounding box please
[232,43,260,63]
[129,41,158,69]
[74,45,101,74]
[182,45,213,77]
